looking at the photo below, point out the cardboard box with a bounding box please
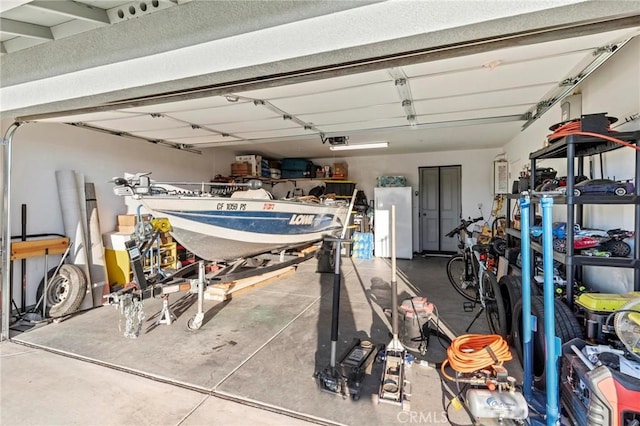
[235,155,262,176]
[117,214,150,226]
[333,162,348,178]
[116,225,135,234]
[231,162,253,176]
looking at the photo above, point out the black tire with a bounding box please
[36,265,87,318]
[446,254,478,302]
[604,240,631,257]
[511,296,583,389]
[499,275,522,340]
[489,237,507,257]
[483,272,508,338]
[316,240,335,273]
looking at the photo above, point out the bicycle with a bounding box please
[445,217,507,337]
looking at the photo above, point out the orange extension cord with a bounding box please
[546,119,640,151]
[440,334,512,382]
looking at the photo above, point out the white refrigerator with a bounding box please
[374,186,413,259]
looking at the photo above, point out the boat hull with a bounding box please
[139,196,347,261]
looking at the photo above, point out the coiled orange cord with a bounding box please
[440,334,512,381]
[546,119,639,151]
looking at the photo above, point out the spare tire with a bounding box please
[511,296,583,389]
[498,275,521,341]
[36,264,87,318]
[499,275,541,341]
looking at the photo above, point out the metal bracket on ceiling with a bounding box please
[560,75,584,87]
[592,44,617,56]
[388,68,418,127]
[246,96,324,135]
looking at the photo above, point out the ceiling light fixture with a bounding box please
[329,142,388,151]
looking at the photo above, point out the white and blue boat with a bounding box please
[113,173,349,261]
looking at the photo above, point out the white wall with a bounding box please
[312,147,502,253]
[2,120,234,306]
[502,36,640,293]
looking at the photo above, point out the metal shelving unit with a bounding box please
[507,130,640,307]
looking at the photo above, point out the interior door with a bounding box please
[419,168,439,251]
[419,166,461,253]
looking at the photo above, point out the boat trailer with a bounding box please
[105,238,317,337]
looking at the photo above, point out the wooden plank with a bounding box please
[297,244,319,257]
[205,266,295,301]
[10,237,70,260]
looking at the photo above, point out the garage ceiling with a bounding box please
[2,1,640,158]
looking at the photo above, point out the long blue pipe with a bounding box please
[541,197,561,425]
[519,196,534,399]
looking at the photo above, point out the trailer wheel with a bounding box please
[316,240,335,273]
[511,296,583,389]
[36,265,87,318]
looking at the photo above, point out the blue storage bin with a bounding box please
[377,176,407,187]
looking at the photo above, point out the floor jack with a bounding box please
[375,205,411,411]
[314,236,378,400]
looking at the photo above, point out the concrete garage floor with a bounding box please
[2,255,516,425]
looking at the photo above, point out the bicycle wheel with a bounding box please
[446,254,478,302]
[483,272,508,338]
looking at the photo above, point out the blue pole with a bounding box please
[541,197,560,425]
[520,196,533,399]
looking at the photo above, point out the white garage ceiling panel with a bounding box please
[235,69,392,100]
[233,127,318,140]
[38,111,143,123]
[419,105,529,124]
[298,104,405,126]
[120,96,231,114]
[410,51,588,101]
[168,134,240,145]
[211,117,301,134]
[402,27,639,79]
[168,101,280,125]
[85,114,181,132]
[269,82,400,115]
[130,126,215,140]
[320,117,409,134]
[413,84,556,115]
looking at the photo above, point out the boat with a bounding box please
[113,173,351,261]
